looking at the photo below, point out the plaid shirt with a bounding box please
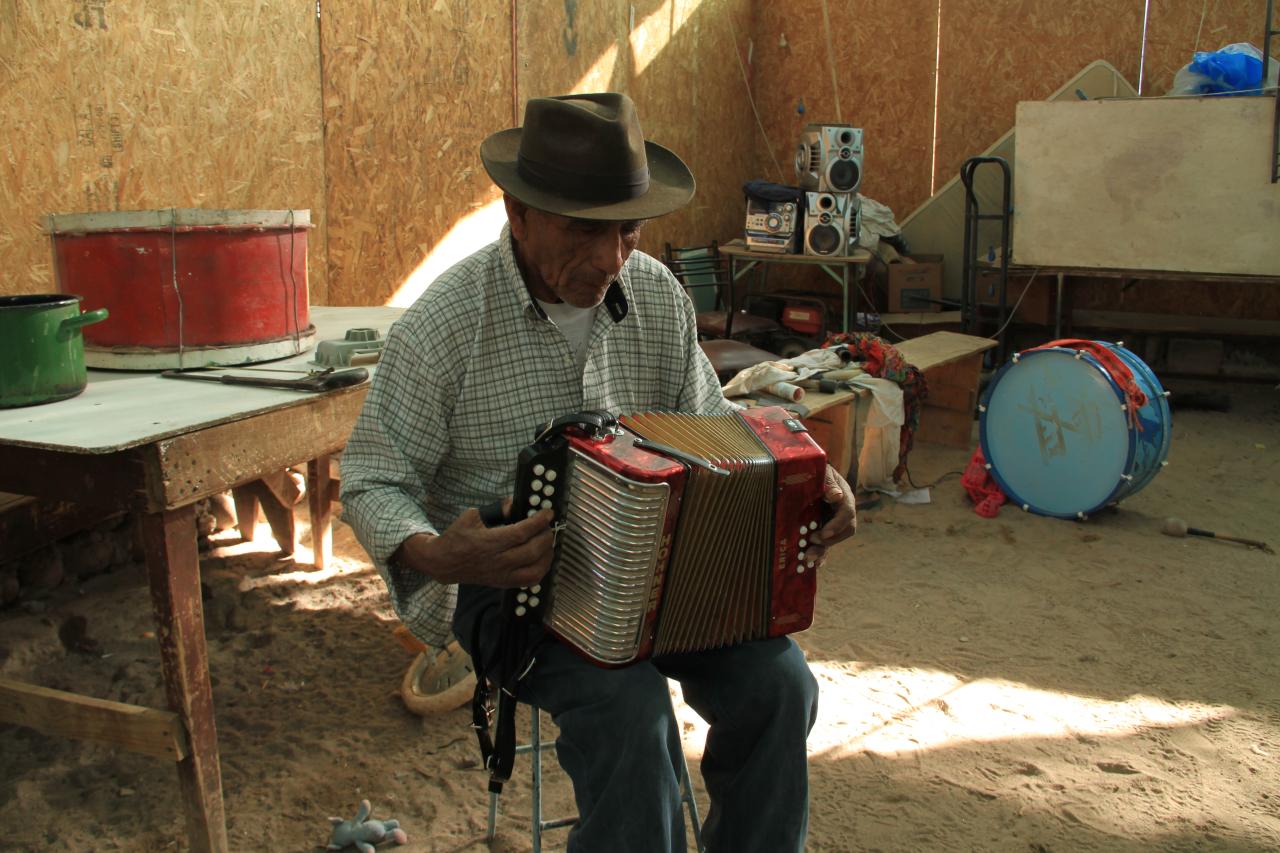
[340,224,735,646]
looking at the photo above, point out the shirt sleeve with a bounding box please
[339,312,458,645]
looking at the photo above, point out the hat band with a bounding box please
[517,154,651,205]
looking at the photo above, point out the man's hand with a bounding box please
[394,501,555,588]
[804,465,856,569]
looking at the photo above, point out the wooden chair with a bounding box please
[661,241,780,382]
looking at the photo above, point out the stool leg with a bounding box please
[486,790,498,841]
[531,710,542,853]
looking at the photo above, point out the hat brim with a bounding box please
[480,127,695,221]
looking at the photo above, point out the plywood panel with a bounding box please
[1142,0,1270,95]
[1013,98,1280,276]
[753,0,938,224]
[934,0,1145,192]
[319,1,512,307]
[899,61,1137,300]
[0,1,326,301]
[516,0,755,265]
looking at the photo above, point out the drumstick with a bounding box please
[1161,517,1273,553]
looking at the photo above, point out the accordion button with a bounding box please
[527,509,538,518]
[807,561,816,569]
[517,592,528,603]
[799,538,807,548]
[800,523,810,534]
[797,564,806,573]
[533,464,545,476]
[530,584,542,594]
[529,494,540,506]
[545,469,557,481]
[529,596,540,607]
[797,550,806,560]
[531,479,543,491]
[543,485,555,496]
[515,605,527,617]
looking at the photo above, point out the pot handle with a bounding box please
[59,308,110,335]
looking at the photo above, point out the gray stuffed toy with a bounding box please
[326,799,407,853]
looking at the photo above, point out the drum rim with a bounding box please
[979,345,1136,519]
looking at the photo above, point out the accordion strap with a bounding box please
[470,595,543,795]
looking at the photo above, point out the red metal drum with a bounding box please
[47,209,314,370]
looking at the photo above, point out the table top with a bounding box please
[720,238,871,265]
[0,306,402,454]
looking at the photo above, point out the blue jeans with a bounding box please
[455,584,819,853]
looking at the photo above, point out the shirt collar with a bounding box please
[499,223,630,323]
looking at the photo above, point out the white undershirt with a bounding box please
[536,298,598,376]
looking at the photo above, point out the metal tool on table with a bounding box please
[160,366,369,392]
[1160,517,1273,554]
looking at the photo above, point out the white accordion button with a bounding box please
[528,596,540,607]
[517,592,528,603]
[545,469,557,481]
[530,584,542,594]
[797,564,806,573]
[543,485,555,496]
[527,509,538,518]
[799,538,807,548]
[515,605,527,617]
[531,479,543,491]
[797,550,806,561]
[528,494,540,506]
[533,464,545,476]
[807,560,815,569]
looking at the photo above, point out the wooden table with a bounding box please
[0,305,400,853]
[719,239,873,335]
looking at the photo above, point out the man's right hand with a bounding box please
[393,501,555,588]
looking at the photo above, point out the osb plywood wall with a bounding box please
[0,0,327,300]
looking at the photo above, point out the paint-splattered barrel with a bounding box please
[47,208,314,370]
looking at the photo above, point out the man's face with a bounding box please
[506,195,645,308]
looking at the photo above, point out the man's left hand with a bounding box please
[805,465,856,569]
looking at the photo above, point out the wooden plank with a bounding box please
[152,388,366,511]
[923,381,976,413]
[0,445,151,508]
[1014,98,1280,277]
[139,506,226,853]
[916,406,976,449]
[896,331,996,372]
[1071,309,1280,337]
[0,678,188,761]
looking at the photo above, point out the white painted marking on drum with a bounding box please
[545,469,557,481]
[531,479,543,491]
[533,464,545,476]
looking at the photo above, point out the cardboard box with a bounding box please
[886,254,943,313]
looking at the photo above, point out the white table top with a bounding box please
[0,306,403,454]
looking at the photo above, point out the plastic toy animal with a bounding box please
[327,799,407,852]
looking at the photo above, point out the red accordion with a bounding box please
[507,406,829,666]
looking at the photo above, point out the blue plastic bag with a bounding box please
[1175,43,1268,95]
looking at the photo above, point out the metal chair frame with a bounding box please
[485,694,705,852]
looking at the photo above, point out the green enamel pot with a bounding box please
[0,294,109,408]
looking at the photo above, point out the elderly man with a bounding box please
[341,92,855,852]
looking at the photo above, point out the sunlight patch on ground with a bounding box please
[670,660,1234,763]
[805,660,1234,760]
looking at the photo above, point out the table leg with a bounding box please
[231,489,258,542]
[307,455,333,570]
[139,506,227,853]
[1055,272,1065,339]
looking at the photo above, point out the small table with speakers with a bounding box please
[719,239,873,336]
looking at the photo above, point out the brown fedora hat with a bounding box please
[480,92,695,221]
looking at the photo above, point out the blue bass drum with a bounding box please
[978,341,1171,519]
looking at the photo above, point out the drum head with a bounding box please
[980,349,1133,517]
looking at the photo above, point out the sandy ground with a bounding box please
[0,378,1277,852]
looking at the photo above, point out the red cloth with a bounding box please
[961,446,1006,518]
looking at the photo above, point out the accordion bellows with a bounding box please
[541,407,828,665]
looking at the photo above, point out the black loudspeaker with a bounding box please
[803,192,859,257]
[795,124,864,193]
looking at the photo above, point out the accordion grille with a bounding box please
[624,412,775,655]
[544,450,671,665]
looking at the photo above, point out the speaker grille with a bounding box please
[827,159,860,192]
[809,223,841,255]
